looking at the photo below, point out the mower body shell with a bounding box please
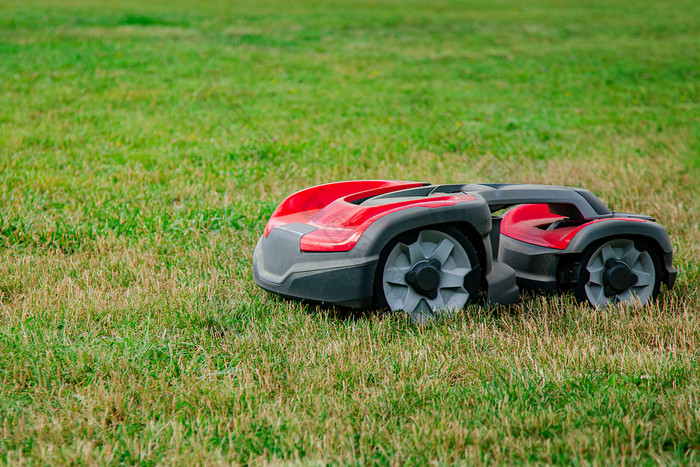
[253,181,676,308]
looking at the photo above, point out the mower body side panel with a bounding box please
[498,235,562,292]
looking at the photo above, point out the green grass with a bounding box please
[1,0,699,463]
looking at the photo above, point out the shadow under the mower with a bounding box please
[296,288,593,322]
[299,300,386,323]
[290,296,517,325]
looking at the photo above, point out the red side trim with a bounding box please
[264,180,424,237]
[500,204,646,250]
[299,193,475,252]
[263,179,478,252]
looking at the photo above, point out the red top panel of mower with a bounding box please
[500,204,645,250]
[264,180,476,252]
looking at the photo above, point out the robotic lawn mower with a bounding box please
[253,180,675,322]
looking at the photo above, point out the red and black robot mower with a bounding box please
[253,181,676,322]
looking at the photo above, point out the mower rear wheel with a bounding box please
[574,238,661,307]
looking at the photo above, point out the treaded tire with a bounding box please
[574,237,662,307]
[374,225,481,323]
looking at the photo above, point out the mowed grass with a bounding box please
[1,0,699,463]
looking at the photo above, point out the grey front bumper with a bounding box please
[253,224,379,308]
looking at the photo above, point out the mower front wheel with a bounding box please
[375,226,481,323]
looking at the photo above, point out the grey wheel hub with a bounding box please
[602,258,638,297]
[405,258,442,299]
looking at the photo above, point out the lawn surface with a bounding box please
[1,0,699,464]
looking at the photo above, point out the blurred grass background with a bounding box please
[0,0,699,463]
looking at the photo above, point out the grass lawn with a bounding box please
[1,0,699,463]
